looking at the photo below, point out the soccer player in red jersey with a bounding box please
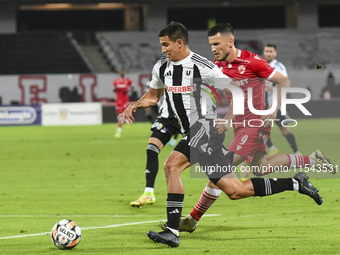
[171,23,334,232]
[114,68,133,138]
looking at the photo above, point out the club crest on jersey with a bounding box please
[238,65,246,74]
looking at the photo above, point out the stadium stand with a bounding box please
[96,31,162,73]
[1,28,338,76]
[97,28,340,72]
[0,32,92,75]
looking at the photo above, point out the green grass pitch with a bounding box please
[0,118,339,254]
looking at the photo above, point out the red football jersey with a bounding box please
[214,49,276,129]
[114,77,133,102]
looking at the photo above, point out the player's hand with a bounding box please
[117,102,138,124]
[215,117,232,134]
[261,111,277,128]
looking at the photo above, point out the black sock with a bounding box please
[284,132,298,153]
[145,143,160,188]
[266,136,274,148]
[173,132,179,140]
[167,193,184,232]
[251,178,294,197]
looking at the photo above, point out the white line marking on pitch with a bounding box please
[0,214,220,240]
[0,215,167,218]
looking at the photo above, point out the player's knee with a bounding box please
[225,183,250,200]
[226,188,244,200]
[163,158,180,178]
[280,127,290,136]
[207,180,219,189]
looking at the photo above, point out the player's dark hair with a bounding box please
[265,43,277,50]
[158,21,189,45]
[207,23,234,37]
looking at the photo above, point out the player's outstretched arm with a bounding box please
[118,88,164,124]
[262,72,291,127]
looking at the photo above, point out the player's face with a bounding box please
[209,32,233,61]
[264,47,277,63]
[159,36,181,61]
[120,69,125,78]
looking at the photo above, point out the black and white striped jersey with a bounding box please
[150,51,232,134]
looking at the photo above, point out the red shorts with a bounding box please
[115,100,130,115]
[228,127,270,162]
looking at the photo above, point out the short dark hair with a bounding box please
[207,23,234,37]
[265,43,277,50]
[158,21,189,45]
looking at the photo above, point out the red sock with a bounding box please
[287,154,310,167]
[190,186,222,221]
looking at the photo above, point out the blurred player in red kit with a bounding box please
[114,68,133,138]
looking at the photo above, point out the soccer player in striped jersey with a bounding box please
[119,22,325,248]
[263,43,300,156]
[171,23,333,234]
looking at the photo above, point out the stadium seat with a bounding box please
[0,32,91,74]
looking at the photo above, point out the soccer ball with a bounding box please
[51,219,82,249]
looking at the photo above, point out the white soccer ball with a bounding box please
[51,219,82,250]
